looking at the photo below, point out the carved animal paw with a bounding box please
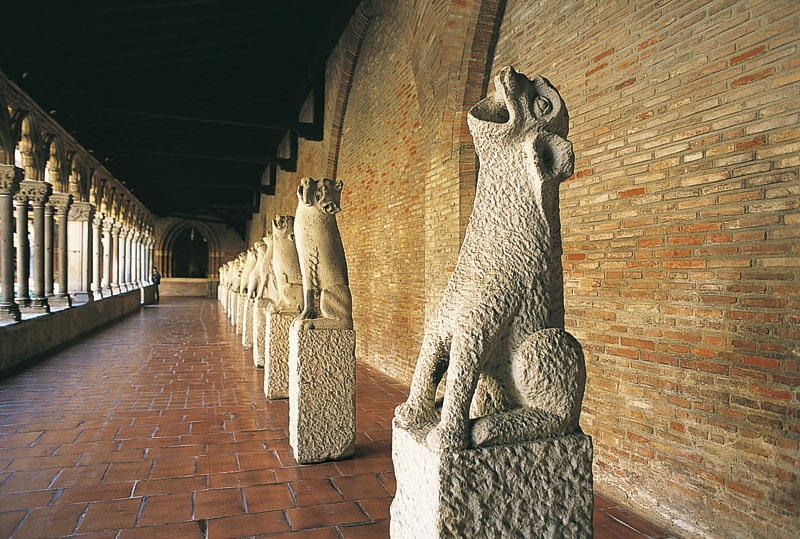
[395,401,438,427]
[425,423,469,451]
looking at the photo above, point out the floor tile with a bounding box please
[0,297,671,538]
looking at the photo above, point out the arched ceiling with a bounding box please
[2,0,360,236]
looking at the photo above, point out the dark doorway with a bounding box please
[171,228,208,278]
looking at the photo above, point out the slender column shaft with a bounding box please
[31,191,50,312]
[111,225,120,292]
[55,204,71,306]
[14,193,30,307]
[102,219,113,294]
[46,193,73,306]
[0,165,22,321]
[123,230,132,288]
[45,205,54,296]
[92,214,103,298]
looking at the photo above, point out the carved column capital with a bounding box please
[112,222,122,235]
[0,165,23,195]
[18,180,52,206]
[68,201,95,222]
[92,212,105,228]
[102,217,115,233]
[47,193,73,215]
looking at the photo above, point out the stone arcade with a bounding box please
[392,67,592,538]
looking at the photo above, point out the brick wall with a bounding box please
[492,0,799,536]
[243,0,799,536]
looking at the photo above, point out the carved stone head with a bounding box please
[297,177,343,215]
[272,215,295,240]
[468,66,573,184]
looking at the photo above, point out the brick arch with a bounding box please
[324,2,374,180]
[157,219,221,278]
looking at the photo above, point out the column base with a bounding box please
[289,324,356,464]
[264,311,294,397]
[24,297,50,313]
[93,289,104,300]
[0,303,21,322]
[111,284,121,294]
[48,294,73,308]
[71,291,93,304]
[102,286,113,296]
[390,425,594,538]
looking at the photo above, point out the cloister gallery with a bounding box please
[0,1,798,538]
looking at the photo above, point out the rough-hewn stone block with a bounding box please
[288,325,355,464]
[264,311,294,399]
[390,424,593,538]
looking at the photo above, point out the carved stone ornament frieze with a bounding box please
[0,165,23,194]
[68,201,95,222]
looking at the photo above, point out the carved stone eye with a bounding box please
[533,95,552,117]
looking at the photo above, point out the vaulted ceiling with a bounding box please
[2,0,360,236]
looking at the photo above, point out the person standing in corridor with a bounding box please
[151,266,161,303]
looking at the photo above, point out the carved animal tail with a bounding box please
[309,246,321,317]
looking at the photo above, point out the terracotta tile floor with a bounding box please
[0,297,672,538]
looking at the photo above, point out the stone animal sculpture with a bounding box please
[270,215,304,315]
[239,248,258,295]
[293,177,353,330]
[255,233,277,300]
[232,253,246,292]
[395,66,585,451]
[247,240,265,298]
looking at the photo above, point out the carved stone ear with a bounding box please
[531,132,574,182]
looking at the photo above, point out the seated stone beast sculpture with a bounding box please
[270,215,303,315]
[253,233,275,300]
[247,240,266,298]
[395,66,585,450]
[293,177,353,330]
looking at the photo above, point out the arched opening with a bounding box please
[170,227,208,278]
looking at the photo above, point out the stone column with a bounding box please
[50,193,73,307]
[101,217,113,295]
[0,165,22,321]
[67,202,94,303]
[44,202,54,298]
[133,230,142,288]
[27,181,52,312]
[123,228,132,290]
[13,187,31,309]
[91,212,103,299]
[111,223,121,293]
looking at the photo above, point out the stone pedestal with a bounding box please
[235,293,246,334]
[288,325,356,464]
[390,425,593,538]
[242,296,254,348]
[263,311,293,397]
[252,299,272,367]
